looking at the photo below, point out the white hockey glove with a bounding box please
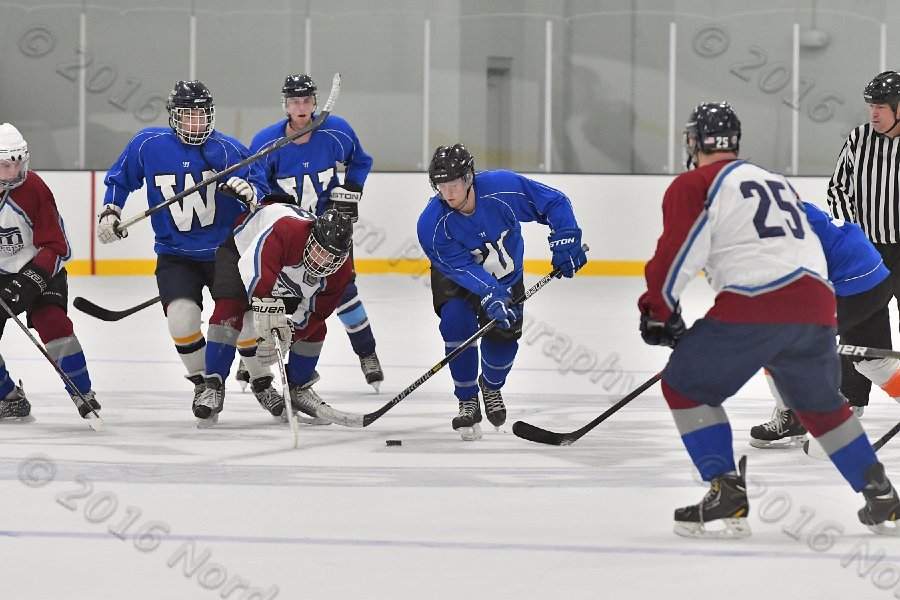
[252,297,292,367]
[96,204,127,244]
[221,176,258,211]
[326,182,362,222]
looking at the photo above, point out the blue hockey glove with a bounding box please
[548,228,586,278]
[480,285,517,330]
[638,297,686,348]
[0,262,49,316]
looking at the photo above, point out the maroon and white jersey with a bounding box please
[0,171,71,276]
[643,159,836,326]
[233,202,350,337]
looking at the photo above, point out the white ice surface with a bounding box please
[1,274,899,600]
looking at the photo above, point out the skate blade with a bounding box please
[749,435,806,449]
[369,380,381,393]
[456,423,483,441]
[865,520,900,536]
[0,414,36,424]
[674,517,751,539]
[803,438,830,461]
[86,413,105,432]
[196,413,219,429]
[238,382,248,393]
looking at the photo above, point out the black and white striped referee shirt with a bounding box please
[827,123,900,243]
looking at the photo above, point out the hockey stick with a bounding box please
[315,246,589,428]
[73,295,160,322]
[0,297,104,431]
[874,421,900,451]
[113,73,342,235]
[270,329,299,449]
[836,344,900,360]
[511,372,662,446]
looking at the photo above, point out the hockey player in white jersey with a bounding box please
[194,197,353,427]
[639,101,899,537]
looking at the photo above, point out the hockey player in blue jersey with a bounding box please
[97,80,278,422]
[750,202,898,448]
[247,74,383,392]
[417,144,587,440]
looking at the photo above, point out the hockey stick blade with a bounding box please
[115,73,342,234]
[512,372,661,446]
[315,247,590,429]
[73,296,160,322]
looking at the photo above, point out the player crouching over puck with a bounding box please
[195,195,353,428]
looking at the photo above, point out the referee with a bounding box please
[827,70,900,412]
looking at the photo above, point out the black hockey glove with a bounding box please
[326,181,362,222]
[0,262,50,316]
[638,296,686,348]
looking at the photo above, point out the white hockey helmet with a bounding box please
[0,123,29,190]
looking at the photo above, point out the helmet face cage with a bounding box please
[303,209,353,278]
[281,74,318,114]
[166,81,215,145]
[428,144,475,193]
[864,71,900,112]
[303,235,349,277]
[683,102,741,169]
[0,124,29,190]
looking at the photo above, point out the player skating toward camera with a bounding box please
[417,144,586,441]
[0,124,100,422]
[98,80,273,420]
[640,101,899,537]
[750,202,896,448]
[195,199,354,427]
[248,74,382,392]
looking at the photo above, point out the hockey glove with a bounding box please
[326,181,362,223]
[480,285,518,330]
[221,176,258,212]
[252,297,292,367]
[0,262,49,316]
[638,296,686,348]
[96,204,127,244]
[548,228,586,278]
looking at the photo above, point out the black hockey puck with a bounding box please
[386,440,402,446]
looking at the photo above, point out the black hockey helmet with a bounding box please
[282,74,317,98]
[166,80,215,145]
[864,71,900,111]
[684,101,741,169]
[304,209,353,277]
[428,143,475,192]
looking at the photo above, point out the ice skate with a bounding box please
[0,383,33,422]
[70,389,101,418]
[749,408,806,449]
[359,352,384,392]
[452,397,482,441]
[674,456,751,539]
[859,462,900,535]
[478,375,506,428]
[194,379,224,428]
[235,360,251,392]
[187,374,205,408]
[288,379,333,425]
[251,375,285,420]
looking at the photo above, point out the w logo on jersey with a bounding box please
[155,171,216,232]
[0,225,24,255]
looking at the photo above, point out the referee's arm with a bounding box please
[826,133,857,223]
